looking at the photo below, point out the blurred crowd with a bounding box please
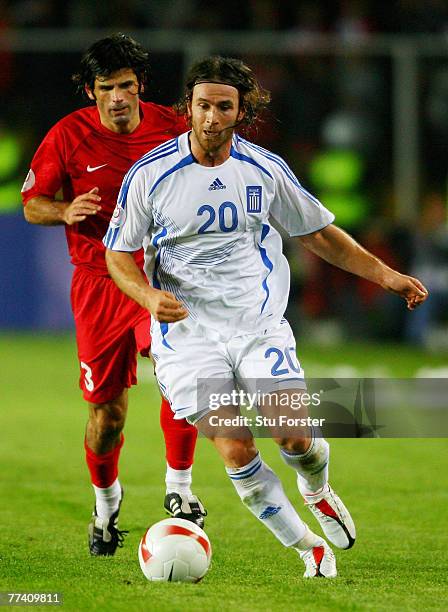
[0,1,447,347]
[1,0,448,34]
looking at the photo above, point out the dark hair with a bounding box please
[176,56,270,127]
[72,33,151,96]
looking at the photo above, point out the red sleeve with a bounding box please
[173,111,188,134]
[153,102,188,136]
[21,121,68,205]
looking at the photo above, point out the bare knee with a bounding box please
[273,434,311,454]
[213,437,258,468]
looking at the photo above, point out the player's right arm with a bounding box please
[23,188,102,226]
[22,118,102,226]
[103,163,187,323]
[105,250,187,323]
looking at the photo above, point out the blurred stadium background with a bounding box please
[1,4,448,609]
[1,0,448,351]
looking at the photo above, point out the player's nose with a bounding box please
[205,107,218,124]
[111,86,124,102]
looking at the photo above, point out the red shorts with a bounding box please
[71,267,151,404]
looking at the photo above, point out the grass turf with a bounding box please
[1,334,447,611]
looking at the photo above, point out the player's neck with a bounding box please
[189,133,231,167]
[99,112,141,135]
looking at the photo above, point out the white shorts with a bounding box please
[151,318,306,422]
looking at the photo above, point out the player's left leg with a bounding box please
[236,321,355,550]
[268,397,356,550]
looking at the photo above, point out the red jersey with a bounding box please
[22,101,186,275]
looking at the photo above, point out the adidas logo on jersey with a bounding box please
[208,177,226,191]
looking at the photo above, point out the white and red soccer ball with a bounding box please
[138,518,212,583]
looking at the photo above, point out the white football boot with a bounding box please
[302,483,356,549]
[295,527,337,578]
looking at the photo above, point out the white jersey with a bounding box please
[104,131,334,341]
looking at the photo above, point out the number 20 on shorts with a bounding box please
[265,347,301,377]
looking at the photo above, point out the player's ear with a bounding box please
[85,85,95,101]
[237,107,245,122]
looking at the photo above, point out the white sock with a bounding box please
[280,434,330,496]
[226,453,307,547]
[93,478,122,520]
[292,525,324,553]
[165,464,193,496]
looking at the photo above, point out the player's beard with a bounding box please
[109,104,134,127]
[193,124,233,156]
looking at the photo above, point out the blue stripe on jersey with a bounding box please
[237,136,322,207]
[258,223,273,314]
[103,227,113,247]
[152,226,168,249]
[148,153,195,197]
[159,322,174,351]
[121,138,178,184]
[104,226,120,249]
[228,458,262,480]
[151,226,167,290]
[230,146,273,179]
[139,137,178,162]
[167,240,237,266]
[151,227,174,351]
[118,141,179,206]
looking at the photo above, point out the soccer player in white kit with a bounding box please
[104,57,428,577]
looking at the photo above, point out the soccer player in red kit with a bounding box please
[21,34,206,556]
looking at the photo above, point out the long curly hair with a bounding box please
[176,56,270,128]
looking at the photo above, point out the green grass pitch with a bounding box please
[1,334,447,611]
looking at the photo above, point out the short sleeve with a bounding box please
[269,158,335,237]
[103,168,152,251]
[21,123,67,204]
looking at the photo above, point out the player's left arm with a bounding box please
[297,223,428,310]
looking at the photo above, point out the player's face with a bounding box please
[86,68,141,134]
[188,83,244,161]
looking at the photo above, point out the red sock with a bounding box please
[160,397,198,470]
[84,434,124,488]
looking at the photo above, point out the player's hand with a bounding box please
[383,271,429,310]
[146,289,188,322]
[62,188,102,225]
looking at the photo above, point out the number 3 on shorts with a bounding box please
[80,361,94,391]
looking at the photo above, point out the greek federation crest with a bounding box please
[246,185,262,213]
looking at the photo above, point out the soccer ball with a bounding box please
[138,517,212,583]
